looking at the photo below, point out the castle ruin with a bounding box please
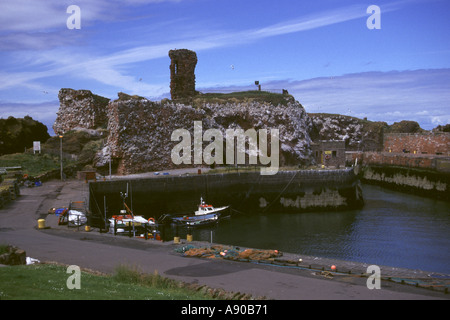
[169,49,198,100]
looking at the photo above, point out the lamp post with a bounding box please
[59,134,63,181]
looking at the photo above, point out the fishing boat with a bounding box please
[109,210,156,229]
[109,189,160,240]
[109,210,160,239]
[169,197,229,227]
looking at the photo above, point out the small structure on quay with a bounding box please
[311,140,346,168]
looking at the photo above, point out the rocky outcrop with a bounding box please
[53,88,110,135]
[100,95,313,174]
[309,113,387,151]
[388,120,424,133]
[308,115,433,152]
[0,245,26,265]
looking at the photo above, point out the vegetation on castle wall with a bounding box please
[191,90,296,108]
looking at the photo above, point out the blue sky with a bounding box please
[0,0,449,135]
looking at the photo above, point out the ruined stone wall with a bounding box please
[169,49,197,100]
[53,88,110,134]
[383,132,450,155]
[309,113,385,151]
[105,98,205,174]
[103,97,314,175]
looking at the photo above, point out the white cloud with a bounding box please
[431,116,450,126]
[0,1,65,32]
[0,2,393,98]
[0,0,190,32]
[3,68,448,137]
[1,0,445,132]
[199,69,450,130]
[289,70,450,129]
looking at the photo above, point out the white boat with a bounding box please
[170,198,229,227]
[109,210,156,229]
[109,209,159,239]
[194,197,229,216]
[107,187,161,239]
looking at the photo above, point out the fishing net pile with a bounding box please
[176,245,282,261]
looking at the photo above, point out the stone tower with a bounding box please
[169,49,198,100]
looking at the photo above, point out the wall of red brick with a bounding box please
[383,133,450,155]
[346,151,450,172]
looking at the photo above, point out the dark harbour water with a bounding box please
[163,184,450,274]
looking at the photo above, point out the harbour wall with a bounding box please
[88,168,364,226]
[360,165,449,201]
[347,151,450,172]
[346,151,449,201]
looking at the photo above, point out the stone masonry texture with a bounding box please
[384,133,450,155]
[169,49,198,100]
[53,88,110,135]
[103,97,313,175]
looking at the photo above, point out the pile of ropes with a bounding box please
[175,245,282,262]
[175,245,450,294]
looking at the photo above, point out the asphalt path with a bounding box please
[0,179,448,300]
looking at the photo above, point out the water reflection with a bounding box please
[164,184,450,274]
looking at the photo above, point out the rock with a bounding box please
[53,88,110,134]
[103,96,314,174]
[0,245,27,265]
[309,113,387,151]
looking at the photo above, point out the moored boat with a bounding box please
[109,188,161,239]
[109,210,160,239]
[169,197,229,227]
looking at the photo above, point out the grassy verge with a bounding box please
[0,262,258,300]
[0,263,213,300]
[0,153,75,177]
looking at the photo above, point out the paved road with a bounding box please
[0,179,448,300]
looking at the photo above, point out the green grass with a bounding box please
[191,90,296,108]
[0,152,75,177]
[0,243,8,255]
[0,263,215,300]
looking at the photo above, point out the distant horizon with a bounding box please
[1,0,449,135]
[2,67,449,136]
